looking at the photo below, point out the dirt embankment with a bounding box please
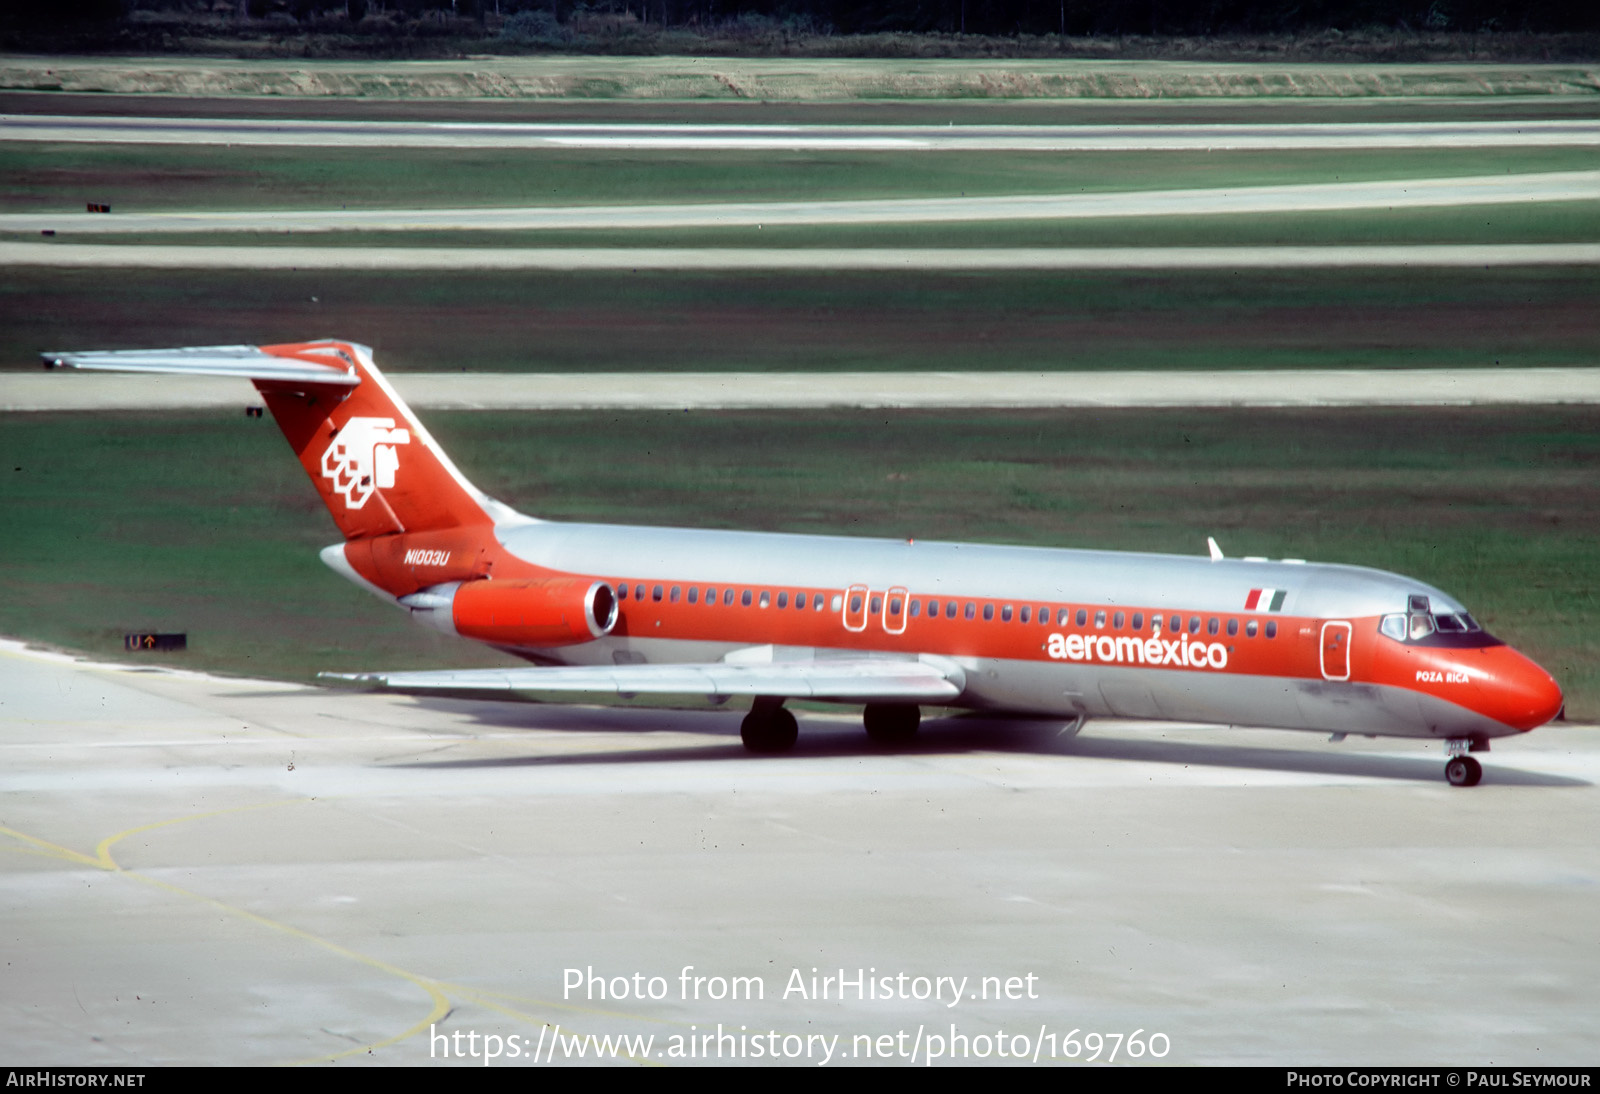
[4,55,1598,101]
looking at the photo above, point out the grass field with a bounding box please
[20,201,1596,250]
[4,267,1593,374]
[1,406,1595,716]
[4,77,1592,377]
[8,90,1600,127]
[7,54,1598,103]
[4,142,1596,215]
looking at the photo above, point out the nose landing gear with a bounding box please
[1444,738,1487,787]
[1444,755,1482,787]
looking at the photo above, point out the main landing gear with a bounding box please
[863,702,921,747]
[739,701,925,754]
[741,697,798,754]
[1444,738,1487,788]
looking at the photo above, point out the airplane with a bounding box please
[43,339,1564,787]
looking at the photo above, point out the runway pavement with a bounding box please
[7,242,1598,272]
[3,637,1596,1066]
[5,171,1595,235]
[6,114,1598,150]
[7,367,1600,412]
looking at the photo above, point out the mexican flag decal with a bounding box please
[1245,588,1287,612]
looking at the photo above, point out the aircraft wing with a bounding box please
[323,655,965,704]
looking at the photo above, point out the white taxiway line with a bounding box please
[7,368,1600,412]
[5,171,1595,235]
[5,114,1598,150]
[4,242,1597,271]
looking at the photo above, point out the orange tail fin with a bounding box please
[253,341,494,539]
[45,340,505,541]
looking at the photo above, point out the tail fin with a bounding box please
[43,340,507,540]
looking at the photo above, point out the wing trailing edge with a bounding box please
[322,655,965,704]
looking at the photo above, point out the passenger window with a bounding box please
[1188,616,1201,634]
[1227,618,1238,636]
[687,587,697,604]
[850,595,862,613]
[1113,611,1124,629]
[1020,606,1030,623]
[1076,609,1087,627]
[618,584,629,601]
[1132,612,1143,630]
[889,597,902,617]
[741,589,752,607]
[1246,620,1258,638]
[1169,614,1181,632]
[759,590,770,608]
[965,603,976,620]
[795,593,806,609]
[1266,621,1277,639]
[1207,617,1218,636]
[831,594,843,611]
[670,586,681,603]
[724,589,736,606]
[777,592,788,609]
[706,587,715,603]
[871,596,882,614]
[815,595,826,612]
[1041,607,1051,626]
[652,585,663,602]
[1094,610,1106,629]
[910,599,920,618]
[983,604,994,621]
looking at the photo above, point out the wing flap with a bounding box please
[323,657,963,703]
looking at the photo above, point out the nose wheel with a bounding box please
[1444,755,1482,787]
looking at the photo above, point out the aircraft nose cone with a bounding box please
[1479,648,1564,731]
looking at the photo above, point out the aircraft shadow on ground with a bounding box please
[388,701,1585,788]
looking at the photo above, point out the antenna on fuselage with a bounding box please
[1207,536,1224,562]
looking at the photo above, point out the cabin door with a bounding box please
[1320,621,1352,682]
[881,586,909,635]
[842,584,869,632]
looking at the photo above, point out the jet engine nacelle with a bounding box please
[420,578,617,648]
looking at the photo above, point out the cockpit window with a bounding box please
[1380,611,1499,648]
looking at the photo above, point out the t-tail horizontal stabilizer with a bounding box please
[42,345,361,386]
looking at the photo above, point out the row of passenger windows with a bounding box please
[898,599,1276,639]
[613,582,1278,639]
[617,583,836,612]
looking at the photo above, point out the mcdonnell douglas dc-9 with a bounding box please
[45,341,1564,787]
